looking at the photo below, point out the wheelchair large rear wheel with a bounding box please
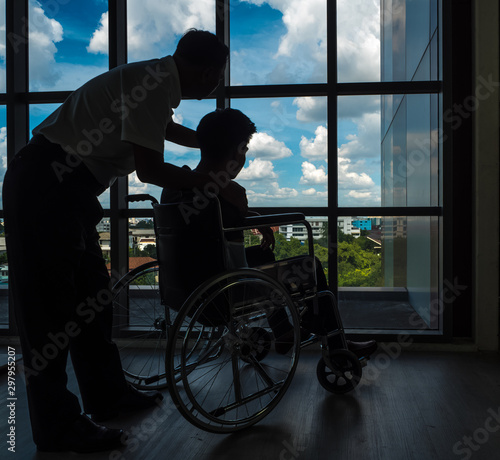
[112,261,171,390]
[166,269,301,433]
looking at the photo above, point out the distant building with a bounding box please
[96,218,110,233]
[137,238,156,251]
[279,217,327,241]
[352,219,372,231]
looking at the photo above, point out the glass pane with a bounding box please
[271,215,329,278]
[342,0,440,83]
[0,104,6,325]
[338,215,440,331]
[230,0,327,85]
[338,95,381,207]
[29,104,110,208]
[0,0,5,92]
[231,97,327,207]
[128,217,156,264]
[0,104,6,210]
[126,0,215,62]
[97,217,111,269]
[29,0,108,91]
[381,93,440,207]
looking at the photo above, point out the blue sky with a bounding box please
[0,0,383,209]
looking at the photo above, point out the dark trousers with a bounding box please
[247,247,342,346]
[3,139,127,446]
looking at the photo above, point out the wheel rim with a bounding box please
[316,349,362,394]
[112,263,170,390]
[166,270,301,433]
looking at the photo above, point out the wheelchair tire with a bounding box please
[166,268,301,433]
[316,349,362,394]
[112,261,170,390]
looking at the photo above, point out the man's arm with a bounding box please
[165,121,199,148]
[133,144,248,214]
[134,144,206,189]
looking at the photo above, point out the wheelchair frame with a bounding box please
[112,193,367,433]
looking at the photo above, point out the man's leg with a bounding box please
[3,152,83,446]
[69,226,128,414]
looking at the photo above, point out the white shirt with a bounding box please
[33,56,181,187]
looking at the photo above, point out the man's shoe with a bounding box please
[36,414,126,453]
[346,339,378,359]
[90,384,164,422]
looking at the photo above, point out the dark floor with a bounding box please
[339,299,426,330]
[1,348,500,460]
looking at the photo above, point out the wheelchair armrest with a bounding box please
[224,213,306,232]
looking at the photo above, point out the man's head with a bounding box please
[174,29,229,100]
[196,108,257,179]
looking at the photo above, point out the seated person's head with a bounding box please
[174,29,229,99]
[196,108,257,179]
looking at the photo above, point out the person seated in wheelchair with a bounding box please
[161,108,377,359]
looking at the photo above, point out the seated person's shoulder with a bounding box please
[160,165,194,203]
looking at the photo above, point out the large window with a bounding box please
[2,0,453,338]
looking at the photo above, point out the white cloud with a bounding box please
[88,0,214,60]
[348,190,372,199]
[293,97,326,123]
[87,12,108,54]
[302,188,316,196]
[0,127,7,170]
[338,157,375,190]
[300,161,327,185]
[338,111,380,161]
[241,0,380,83]
[300,125,327,161]
[238,158,277,181]
[247,181,298,201]
[172,112,184,124]
[248,132,292,160]
[29,1,64,89]
[128,171,150,195]
[337,0,380,82]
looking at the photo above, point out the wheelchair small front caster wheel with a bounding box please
[316,349,362,394]
[240,327,272,363]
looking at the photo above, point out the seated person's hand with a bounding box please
[258,226,275,251]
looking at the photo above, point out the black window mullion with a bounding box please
[327,0,338,291]
[5,0,29,335]
[216,0,230,109]
[108,0,129,288]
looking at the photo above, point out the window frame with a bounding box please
[1,0,468,341]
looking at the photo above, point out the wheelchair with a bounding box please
[112,193,368,433]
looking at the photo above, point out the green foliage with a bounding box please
[267,228,382,288]
[337,240,383,287]
[130,219,154,229]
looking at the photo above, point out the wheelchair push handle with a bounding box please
[125,194,159,205]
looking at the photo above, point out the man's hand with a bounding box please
[219,180,248,215]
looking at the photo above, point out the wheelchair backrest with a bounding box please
[152,196,227,311]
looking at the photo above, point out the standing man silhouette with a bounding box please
[3,29,244,453]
